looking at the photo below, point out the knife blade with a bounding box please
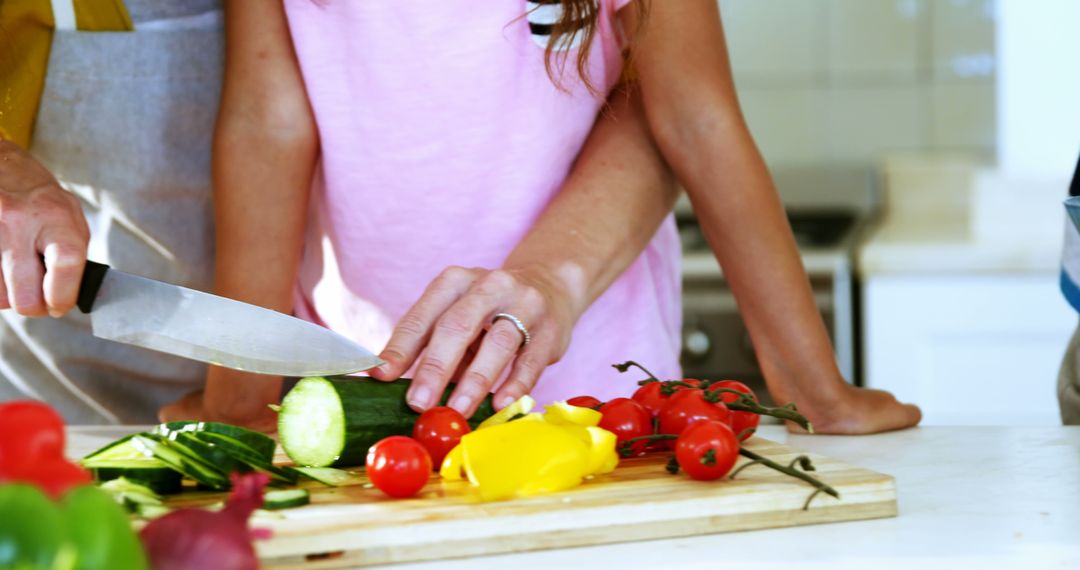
[77,261,383,377]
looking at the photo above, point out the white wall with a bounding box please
[996,0,1080,179]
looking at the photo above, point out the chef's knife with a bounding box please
[76,260,383,377]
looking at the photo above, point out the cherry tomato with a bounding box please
[412,407,471,469]
[707,380,760,441]
[0,401,66,476]
[675,420,739,481]
[630,383,668,416]
[566,396,602,409]
[12,458,92,499]
[657,389,732,439]
[366,436,432,498]
[597,398,653,456]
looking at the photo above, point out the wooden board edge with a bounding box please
[262,497,898,569]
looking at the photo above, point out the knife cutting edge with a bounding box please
[76,260,383,377]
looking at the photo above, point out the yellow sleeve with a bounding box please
[0,0,132,148]
[0,0,54,147]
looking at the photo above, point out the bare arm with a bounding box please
[626,1,920,434]
[160,0,317,430]
[373,85,679,414]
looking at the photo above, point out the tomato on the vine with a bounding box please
[366,436,432,498]
[657,389,732,439]
[0,401,66,476]
[675,420,739,481]
[412,407,471,469]
[597,398,653,456]
[631,382,668,416]
[707,380,760,441]
[566,396,603,409]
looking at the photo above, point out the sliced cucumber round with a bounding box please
[263,489,310,510]
[154,421,276,461]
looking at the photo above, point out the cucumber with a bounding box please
[131,434,230,491]
[192,432,298,484]
[98,477,166,517]
[263,489,310,510]
[168,432,254,478]
[278,377,495,467]
[154,421,276,461]
[82,435,144,466]
[90,460,183,495]
[292,466,354,487]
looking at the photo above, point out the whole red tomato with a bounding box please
[597,398,653,456]
[0,401,66,476]
[675,420,739,480]
[657,389,732,439]
[706,380,760,441]
[366,436,432,498]
[566,396,603,409]
[412,407,471,469]
[630,383,668,416]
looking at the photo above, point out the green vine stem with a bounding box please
[619,433,839,510]
[734,447,839,510]
[706,388,815,433]
[618,434,677,457]
[612,361,661,383]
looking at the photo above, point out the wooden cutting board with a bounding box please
[161,437,897,568]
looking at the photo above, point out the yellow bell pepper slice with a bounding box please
[585,426,619,475]
[460,420,591,501]
[440,397,621,500]
[477,395,536,429]
[543,401,602,427]
[439,444,466,481]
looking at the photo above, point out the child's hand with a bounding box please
[159,362,282,433]
[788,385,922,435]
[371,265,576,418]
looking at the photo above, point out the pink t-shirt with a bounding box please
[285,0,682,403]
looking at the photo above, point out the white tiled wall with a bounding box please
[722,0,996,168]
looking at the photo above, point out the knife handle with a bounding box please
[77,260,110,314]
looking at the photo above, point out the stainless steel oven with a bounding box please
[676,166,878,407]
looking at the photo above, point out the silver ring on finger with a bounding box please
[492,312,531,347]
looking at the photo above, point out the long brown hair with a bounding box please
[540,0,647,93]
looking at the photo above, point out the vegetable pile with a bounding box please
[1,361,842,569]
[273,364,836,507]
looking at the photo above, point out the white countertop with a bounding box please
[385,425,1080,570]
[857,218,1063,275]
[70,425,1080,569]
[856,156,1068,276]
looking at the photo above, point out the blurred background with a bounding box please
[677,0,1079,425]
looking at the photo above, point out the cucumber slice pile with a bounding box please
[81,422,290,497]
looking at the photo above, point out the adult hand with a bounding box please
[370,266,576,417]
[0,140,90,317]
[790,384,922,435]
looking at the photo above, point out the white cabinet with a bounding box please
[862,273,1074,425]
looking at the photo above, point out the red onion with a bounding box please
[140,473,272,570]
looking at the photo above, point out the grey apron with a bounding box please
[0,0,223,424]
